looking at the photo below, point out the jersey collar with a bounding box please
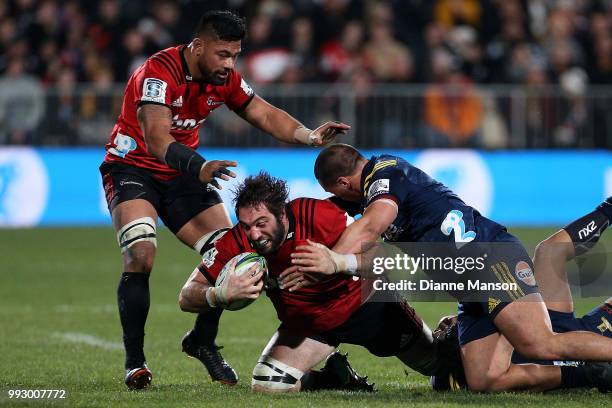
[360,157,376,203]
[179,45,193,82]
[285,204,296,241]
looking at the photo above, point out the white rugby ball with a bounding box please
[216,252,267,311]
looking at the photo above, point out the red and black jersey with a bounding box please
[103,45,255,180]
[198,198,368,335]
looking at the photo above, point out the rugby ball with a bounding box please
[215,252,267,311]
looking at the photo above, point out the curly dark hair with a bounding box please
[233,171,289,219]
[195,10,247,41]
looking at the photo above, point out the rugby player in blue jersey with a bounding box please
[285,143,612,392]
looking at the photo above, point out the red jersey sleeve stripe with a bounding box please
[150,55,181,85]
[297,198,305,240]
[197,264,216,285]
[309,198,316,238]
[302,198,311,239]
[157,51,184,84]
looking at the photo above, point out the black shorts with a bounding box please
[457,230,541,346]
[100,162,223,234]
[284,291,427,357]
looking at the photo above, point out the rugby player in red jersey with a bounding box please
[178,172,457,392]
[99,10,349,389]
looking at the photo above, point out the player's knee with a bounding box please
[466,372,497,392]
[123,243,156,273]
[251,356,304,393]
[512,335,558,360]
[118,217,157,272]
[534,233,573,263]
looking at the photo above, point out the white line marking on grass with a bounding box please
[52,332,123,350]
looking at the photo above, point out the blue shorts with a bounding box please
[457,230,540,346]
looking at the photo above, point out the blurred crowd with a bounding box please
[0,0,611,147]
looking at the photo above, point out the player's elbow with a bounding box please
[178,288,197,313]
[534,232,574,263]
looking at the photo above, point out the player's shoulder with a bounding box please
[289,197,338,216]
[289,198,346,239]
[220,224,250,252]
[371,154,408,173]
[142,46,186,85]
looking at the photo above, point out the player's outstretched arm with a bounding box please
[238,95,350,146]
[281,201,397,289]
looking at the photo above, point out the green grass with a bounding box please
[0,227,609,407]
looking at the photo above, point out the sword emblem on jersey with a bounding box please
[441,210,476,248]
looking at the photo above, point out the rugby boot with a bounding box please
[124,364,152,390]
[583,361,612,393]
[181,330,238,385]
[321,351,375,392]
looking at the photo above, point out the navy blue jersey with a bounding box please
[360,155,505,243]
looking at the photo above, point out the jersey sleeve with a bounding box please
[133,58,180,108]
[197,227,250,285]
[224,70,255,112]
[363,162,409,208]
[312,200,349,247]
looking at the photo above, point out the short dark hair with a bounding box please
[195,10,246,41]
[314,144,365,187]
[234,171,289,219]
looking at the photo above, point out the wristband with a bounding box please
[330,251,358,275]
[344,254,358,276]
[205,287,218,308]
[293,126,315,145]
[165,141,206,178]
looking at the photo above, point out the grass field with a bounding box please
[0,227,610,407]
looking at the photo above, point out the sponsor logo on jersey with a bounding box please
[367,178,390,201]
[171,115,205,130]
[488,297,501,314]
[515,261,536,286]
[240,78,254,96]
[207,97,224,106]
[109,133,137,158]
[440,210,476,248]
[202,247,218,268]
[141,78,167,104]
[597,317,612,334]
[578,220,597,240]
[171,96,183,107]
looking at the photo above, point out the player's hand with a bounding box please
[214,263,263,307]
[309,121,350,146]
[290,240,339,275]
[199,160,237,189]
[434,315,457,336]
[278,265,323,292]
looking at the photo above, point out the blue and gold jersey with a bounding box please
[360,154,505,243]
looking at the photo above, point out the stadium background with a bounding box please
[1,1,611,407]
